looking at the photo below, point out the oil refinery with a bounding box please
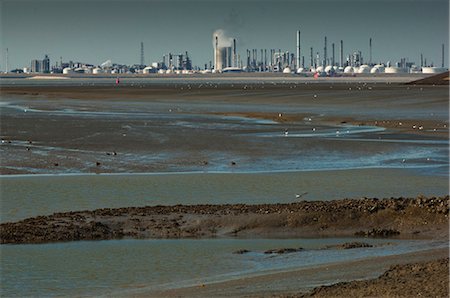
[8,29,448,76]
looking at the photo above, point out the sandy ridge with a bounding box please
[1,195,448,244]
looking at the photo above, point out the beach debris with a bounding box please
[233,249,250,254]
[278,113,282,117]
[26,147,30,151]
[398,122,402,126]
[230,161,236,166]
[418,126,424,130]
[264,247,303,254]
[355,228,400,238]
[96,162,101,167]
[295,192,308,199]
[284,129,289,136]
[54,163,59,166]
[313,94,317,99]
[202,160,208,165]
[412,125,417,129]
[324,242,373,250]
[312,128,316,132]
[402,159,406,163]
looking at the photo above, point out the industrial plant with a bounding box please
[4,29,448,76]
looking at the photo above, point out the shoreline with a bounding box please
[140,248,448,297]
[1,196,448,244]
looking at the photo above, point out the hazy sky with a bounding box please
[1,0,449,70]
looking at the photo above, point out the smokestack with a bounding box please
[264,49,267,70]
[442,43,445,67]
[310,47,313,68]
[420,53,423,67]
[296,30,301,70]
[261,49,263,70]
[214,35,218,70]
[5,48,8,73]
[323,36,327,67]
[233,38,237,67]
[332,43,335,66]
[140,41,144,66]
[340,40,343,67]
[369,38,372,65]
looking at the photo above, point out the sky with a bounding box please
[1,0,449,70]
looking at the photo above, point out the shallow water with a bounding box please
[1,238,446,297]
[1,168,448,223]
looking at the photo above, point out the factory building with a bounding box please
[214,35,237,71]
[30,55,50,73]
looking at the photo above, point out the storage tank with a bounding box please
[93,68,103,74]
[343,66,353,73]
[358,65,370,73]
[385,67,407,73]
[283,67,292,74]
[422,67,448,74]
[296,67,305,73]
[62,67,73,74]
[315,66,324,73]
[324,65,334,73]
[143,66,154,74]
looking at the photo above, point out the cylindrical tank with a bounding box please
[385,67,407,73]
[283,67,292,74]
[422,67,448,74]
[296,67,305,73]
[93,68,103,74]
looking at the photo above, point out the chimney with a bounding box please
[296,30,301,69]
[232,39,237,67]
[214,35,218,70]
[442,43,445,68]
[310,47,313,68]
[369,38,372,65]
[323,36,327,67]
[332,43,335,66]
[340,40,344,67]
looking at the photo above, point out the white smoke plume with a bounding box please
[212,29,234,48]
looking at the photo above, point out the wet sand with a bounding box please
[1,196,448,244]
[1,82,448,175]
[145,248,448,297]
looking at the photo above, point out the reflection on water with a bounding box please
[1,238,446,297]
[1,168,449,223]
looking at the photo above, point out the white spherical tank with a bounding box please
[315,66,324,73]
[370,67,380,73]
[62,67,73,74]
[344,66,353,73]
[358,65,370,73]
[296,67,305,73]
[93,68,102,74]
[142,66,154,74]
[283,67,292,74]
[422,67,448,74]
[324,65,334,73]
